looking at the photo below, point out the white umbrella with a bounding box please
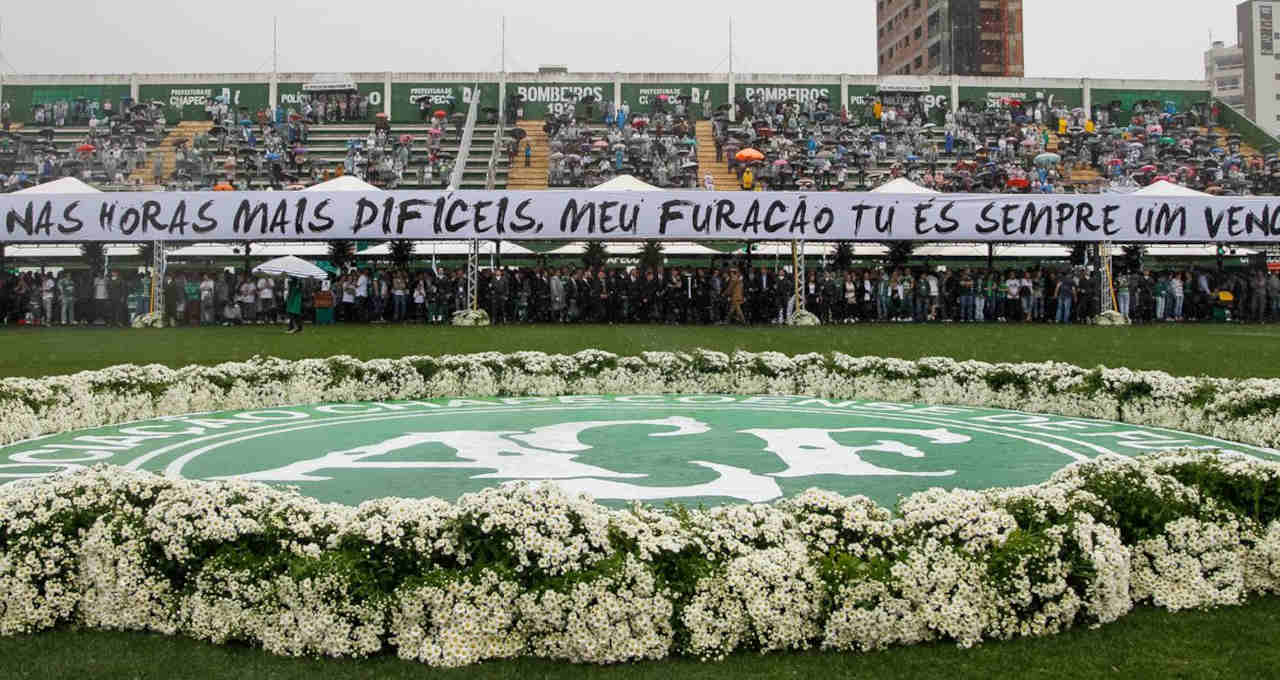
[252,255,329,280]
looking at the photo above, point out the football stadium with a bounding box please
[2,2,1280,678]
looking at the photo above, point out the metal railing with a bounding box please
[447,83,481,191]
[484,122,504,190]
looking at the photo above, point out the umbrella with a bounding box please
[76,144,96,153]
[213,183,234,191]
[434,110,447,119]
[400,134,413,143]
[376,112,388,119]
[1034,152,1061,166]
[254,256,329,280]
[735,148,764,162]
[427,127,443,136]
[773,159,789,166]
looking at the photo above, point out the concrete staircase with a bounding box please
[1211,127,1262,159]
[131,121,213,184]
[506,121,548,190]
[695,120,738,191]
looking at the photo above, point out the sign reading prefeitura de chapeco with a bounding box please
[5,189,1280,243]
[2,396,1273,508]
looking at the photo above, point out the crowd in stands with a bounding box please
[4,262,1277,328]
[706,94,1261,195]
[543,94,703,189]
[0,90,458,192]
[1,100,168,189]
[195,95,455,190]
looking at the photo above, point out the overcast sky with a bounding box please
[0,0,1249,79]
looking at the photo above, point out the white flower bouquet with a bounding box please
[451,309,491,327]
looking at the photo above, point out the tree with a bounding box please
[1120,245,1146,274]
[832,242,855,271]
[389,240,414,271]
[329,240,355,273]
[639,241,664,272]
[1068,243,1090,267]
[137,242,155,271]
[884,242,914,267]
[80,243,106,276]
[582,241,607,270]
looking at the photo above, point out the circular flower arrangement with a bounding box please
[1,350,1279,667]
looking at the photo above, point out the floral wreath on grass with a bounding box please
[2,351,1279,667]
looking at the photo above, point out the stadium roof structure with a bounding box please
[302,73,358,92]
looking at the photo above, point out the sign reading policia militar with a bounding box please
[6,189,1280,243]
[2,396,1273,508]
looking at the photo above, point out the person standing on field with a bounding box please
[285,276,304,334]
[727,269,746,324]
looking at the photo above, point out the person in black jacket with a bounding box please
[490,268,509,324]
[640,268,660,321]
[749,267,772,324]
[589,269,607,322]
[575,271,592,322]
[109,270,129,327]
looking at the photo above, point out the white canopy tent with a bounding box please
[1133,180,1209,197]
[252,255,330,280]
[588,175,661,192]
[870,177,937,194]
[302,175,381,192]
[15,177,101,194]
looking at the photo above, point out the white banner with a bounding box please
[3,190,1280,243]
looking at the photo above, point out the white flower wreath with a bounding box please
[1,351,1279,667]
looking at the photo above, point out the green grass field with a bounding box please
[4,321,1280,678]
[1,322,1278,379]
[4,598,1279,680]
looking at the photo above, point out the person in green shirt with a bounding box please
[285,276,304,334]
[1154,273,1170,321]
[184,277,201,326]
[57,272,76,325]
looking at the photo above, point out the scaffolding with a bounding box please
[1098,241,1118,314]
[150,240,166,320]
[791,239,806,314]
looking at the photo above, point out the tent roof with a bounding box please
[16,177,102,194]
[1133,180,1208,197]
[589,175,661,191]
[871,177,937,194]
[302,175,381,192]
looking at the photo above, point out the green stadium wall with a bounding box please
[1,83,132,124]
[137,83,270,123]
[277,81,386,121]
[0,73,1217,127]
